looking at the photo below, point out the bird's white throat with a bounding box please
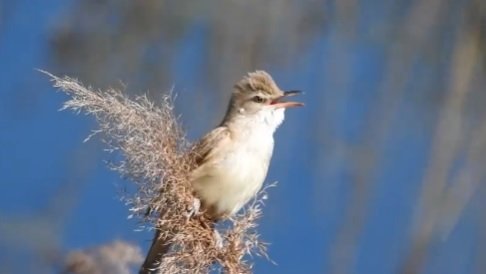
[234,107,285,135]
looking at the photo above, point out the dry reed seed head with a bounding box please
[46,71,271,273]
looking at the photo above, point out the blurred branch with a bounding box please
[400,21,481,274]
[328,0,447,273]
[48,0,325,98]
[438,95,486,240]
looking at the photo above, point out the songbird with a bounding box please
[140,71,302,273]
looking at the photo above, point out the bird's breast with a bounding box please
[192,130,274,218]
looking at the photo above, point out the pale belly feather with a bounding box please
[192,107,283,218]
[193,132,274,217]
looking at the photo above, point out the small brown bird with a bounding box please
[140,71,302,273]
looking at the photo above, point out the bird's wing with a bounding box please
[191,126,231,167]
[188,126,232,185]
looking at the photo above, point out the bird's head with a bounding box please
[226,71,303,125]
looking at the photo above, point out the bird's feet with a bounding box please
[186,198,201,220]
[213,229,224,249]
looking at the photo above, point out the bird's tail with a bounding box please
[139,230,172,274]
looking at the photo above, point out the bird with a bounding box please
[140,70,302,273]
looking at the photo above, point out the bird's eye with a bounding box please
[252,96,265,103]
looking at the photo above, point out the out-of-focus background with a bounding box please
[1,0,485,273]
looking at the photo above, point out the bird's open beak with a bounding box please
[271,90,304,108]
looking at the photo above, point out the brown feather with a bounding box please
[234,70,283,97]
